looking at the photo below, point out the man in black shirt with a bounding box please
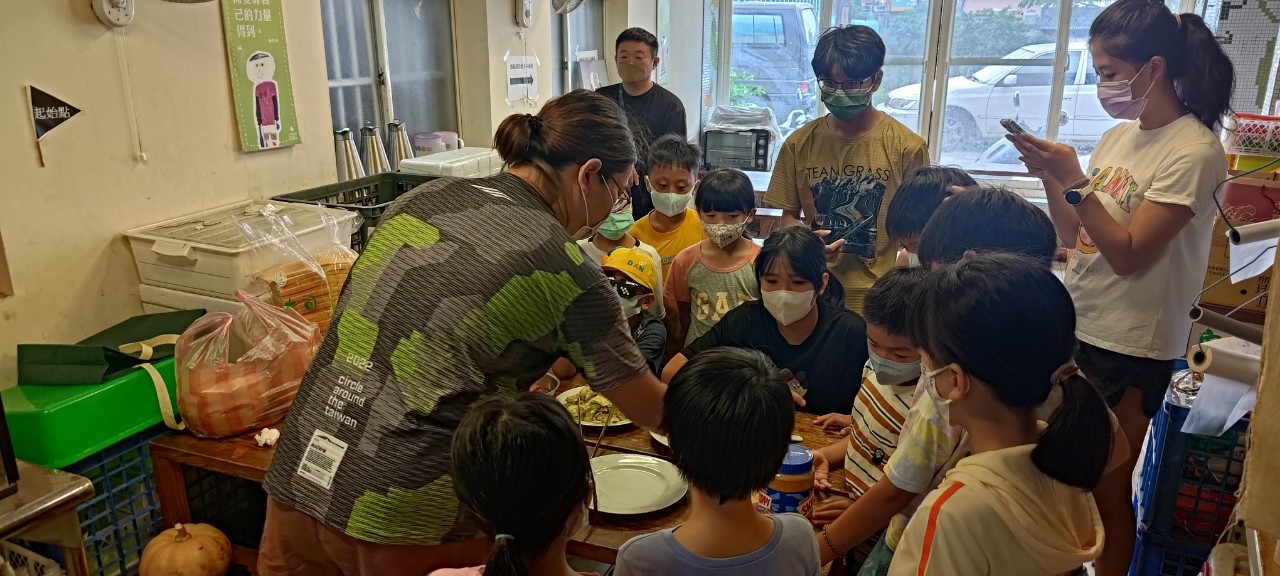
[597,27,688,219]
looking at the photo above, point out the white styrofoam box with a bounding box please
[399,147,503,178]
[124,201,356,300]
[138,283,267,316]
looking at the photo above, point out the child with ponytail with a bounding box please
[1011,1,1233,572]
[432,393,598,576]
[888,254,1113,576]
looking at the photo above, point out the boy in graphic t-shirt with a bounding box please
[764,25,928,314]
[666,169,761,346]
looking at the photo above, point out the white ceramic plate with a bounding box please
[557,386,633,428]
[590,454,687,515]
[650,431,669,446]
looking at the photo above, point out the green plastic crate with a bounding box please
[3,358,179,469]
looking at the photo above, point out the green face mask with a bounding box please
[596,210,635,241]
[822,88,873,121]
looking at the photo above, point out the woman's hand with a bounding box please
[813,495,853,527]
[814,413,852,434]
[1008,133,1086,188]
[813,452,833,491]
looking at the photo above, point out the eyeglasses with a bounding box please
[607,276,644,299]
[817,76,876,93]
[603,174,632,214]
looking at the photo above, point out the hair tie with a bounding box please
[495,533,515,543]
[1051,363,1084,386]
[526,114,543,133]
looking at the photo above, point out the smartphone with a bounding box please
[1000,119,1026,135]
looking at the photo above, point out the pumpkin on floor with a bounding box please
[139,523,231,576]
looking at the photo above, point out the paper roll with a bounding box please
[1188,306,1265,346]
[1188,339,1261,384]
[1228,219,1280,245]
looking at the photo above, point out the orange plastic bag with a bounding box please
[176,290,321,438]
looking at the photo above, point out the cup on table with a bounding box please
[413,133,444,155]
[434,131,465,151]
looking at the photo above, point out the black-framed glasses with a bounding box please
[602,174,632,213]
[817,76,876,93]
[607,276,643,299]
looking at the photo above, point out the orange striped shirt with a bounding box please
[844,365,915,496]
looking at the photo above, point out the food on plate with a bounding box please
[562,388,628,425]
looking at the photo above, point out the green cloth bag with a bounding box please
[17,309,206,386]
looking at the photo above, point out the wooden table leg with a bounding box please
[152,451,192,528]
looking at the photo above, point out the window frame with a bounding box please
[710,0,1082,180]
[320,0,459,139]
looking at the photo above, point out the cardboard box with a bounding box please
[1200,217,1272,317]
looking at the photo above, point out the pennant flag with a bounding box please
[28,86,81,141]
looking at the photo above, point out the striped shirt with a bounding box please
[844,364,916,496]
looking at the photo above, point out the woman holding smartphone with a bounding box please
[1010,1,1233,573]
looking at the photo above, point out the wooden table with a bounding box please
[0,461,95,576]
[150,428,276,574]
[149,414,849,569]
[568,413,850,564]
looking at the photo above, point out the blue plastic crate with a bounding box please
[1130,528,1210,576]
[1135,397,1247,544]
[63,425,168,576]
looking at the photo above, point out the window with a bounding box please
[320,0,457,142]
[551,0,606,95]
[734,14,787,45]
[705,0,1181,182]
[727,2,821,135]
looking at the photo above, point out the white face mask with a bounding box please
[920,363,954,426]
[703,220,749,247]
[616,293,642,319]
[647,176,693,217]
[762,289,815,326]
[651,192,690,217]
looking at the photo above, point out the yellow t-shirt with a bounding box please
[630,209,706,279]
[763,114,928,313]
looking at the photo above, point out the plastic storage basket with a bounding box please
[32,426,169,576]
[1225,113,1280,157]
[1135,394,1248,544]
[271,172,432,252]
[1130,528,1210,576]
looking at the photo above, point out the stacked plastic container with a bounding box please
[1131,370,1250,576]
[123,201,356,314]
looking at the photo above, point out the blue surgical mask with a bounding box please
[868,347,921,386]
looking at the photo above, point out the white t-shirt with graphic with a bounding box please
[1067,114,1226,360]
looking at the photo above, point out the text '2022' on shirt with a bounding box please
[684,300,868,415]
[263,173,648,546]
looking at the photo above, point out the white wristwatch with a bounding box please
[1063,178,1094,206]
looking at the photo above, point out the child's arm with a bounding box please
[812,438,849,491]
[675,301,691,346]
[662,294,682,360]
[661,353,687,383]
[635,320,667,376]
[819,477,919,565]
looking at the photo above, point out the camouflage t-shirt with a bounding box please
[263,172,649,546]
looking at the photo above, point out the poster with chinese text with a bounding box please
[221,0,300,152]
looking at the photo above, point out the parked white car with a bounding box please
[884,43,1123,149]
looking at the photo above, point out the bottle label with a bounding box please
[763,486,814,518]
